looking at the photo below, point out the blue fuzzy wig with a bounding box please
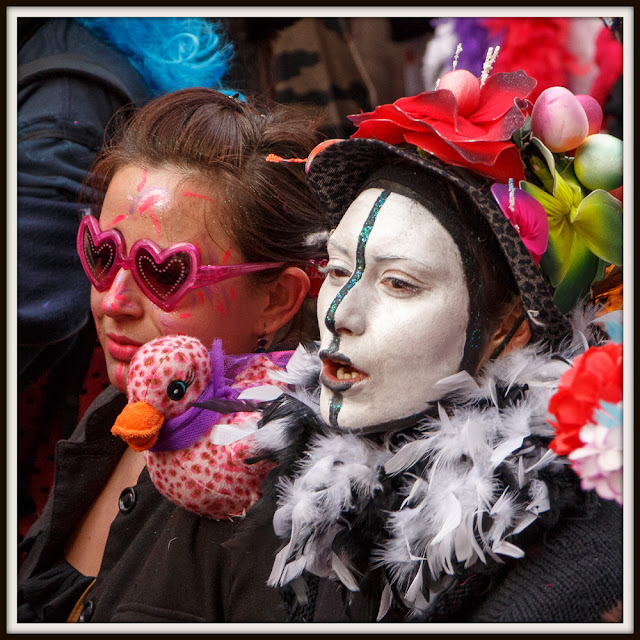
[74,17,236,96]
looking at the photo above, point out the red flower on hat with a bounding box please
[348,69,536,183]
[548,342,623,456]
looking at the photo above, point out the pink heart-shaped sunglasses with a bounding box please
[77,215,282,312]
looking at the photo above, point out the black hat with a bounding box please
[306,137,572,347]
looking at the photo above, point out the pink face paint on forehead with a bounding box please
[129,186,170,217]
[222,249,231,265]
[216,299,226,316]
[182,190,214,202]
[136,168,148,192]
[138,194,164,216]
[149,211,162,236]
[104,214,126,228]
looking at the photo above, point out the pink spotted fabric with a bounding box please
[145,354,288,519]
[127,335,212,420]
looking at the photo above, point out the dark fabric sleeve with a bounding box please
[17,196,93,385]
[467,498,624,622]
[18,562,95,623]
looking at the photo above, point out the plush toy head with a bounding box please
[111,335,211,451]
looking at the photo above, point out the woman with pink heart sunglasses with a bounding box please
[81,89,326,393]
[18,88,328,622]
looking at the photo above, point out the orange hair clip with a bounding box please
[265,153,307,163]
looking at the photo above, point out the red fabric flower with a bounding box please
[348,70,536,183]
[548,342,623,456]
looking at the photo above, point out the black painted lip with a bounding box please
[318,348,352,365]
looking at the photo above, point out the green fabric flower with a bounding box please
[520,157,623,314]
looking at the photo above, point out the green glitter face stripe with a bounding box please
[329,393,343,427]
[324,189,391,334]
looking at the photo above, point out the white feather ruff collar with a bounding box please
[251,308,605,618]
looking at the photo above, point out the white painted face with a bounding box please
[317,188,470,430]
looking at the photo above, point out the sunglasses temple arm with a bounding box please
[194,262,284,287]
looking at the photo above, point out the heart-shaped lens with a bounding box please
[83,224,118,286]
[135,247,192,305]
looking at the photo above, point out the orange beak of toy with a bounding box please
[111,401,164,452]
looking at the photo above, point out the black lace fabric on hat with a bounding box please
[359,164,519,375]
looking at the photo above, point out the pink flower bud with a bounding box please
[531,86,589,153]
[575,94,603,136]
[438,69,480,118]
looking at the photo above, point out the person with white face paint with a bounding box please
[317,188,470,430]
[246,137,622,624]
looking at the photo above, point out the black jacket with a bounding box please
[18,387,287,623]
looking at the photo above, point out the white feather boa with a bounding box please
[252,307,607,618]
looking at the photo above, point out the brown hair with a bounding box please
[87,88,327,267]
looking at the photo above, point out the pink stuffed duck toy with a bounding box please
[111,335,292,519]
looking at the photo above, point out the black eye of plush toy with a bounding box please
[166,380,188,401]
[166,368,195,402]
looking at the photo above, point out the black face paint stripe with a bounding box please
[329,393,342,428]
[324,189,391,334]
[322,189,390,429]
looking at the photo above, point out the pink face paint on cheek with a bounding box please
[155,308,190,336]
[156,311,173,333]
[117,362,125,389]
[178,313,193,319]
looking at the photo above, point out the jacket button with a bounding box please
[118,487,137,513]
[78,599,94,622]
